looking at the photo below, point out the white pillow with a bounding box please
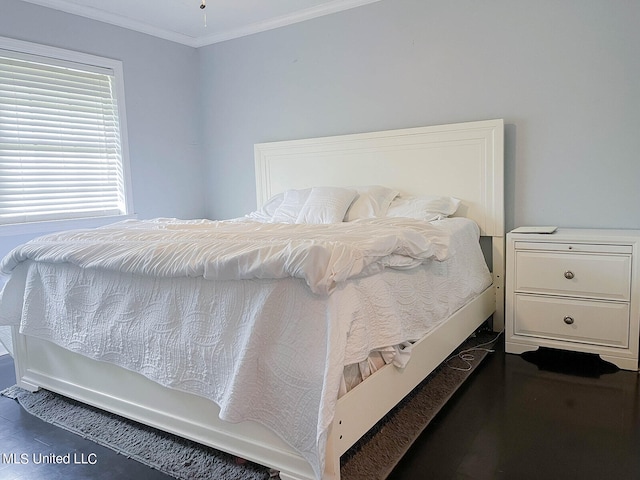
[296,187,357,224]
[344,185,399,221]
[245,192,285,222]
[271,188,312,223]
[386,195,461,221]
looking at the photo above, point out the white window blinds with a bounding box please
[0,47,130,225]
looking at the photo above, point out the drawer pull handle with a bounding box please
[563,316,574,325]
[564,270,575,279]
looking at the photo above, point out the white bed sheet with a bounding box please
[0,217,491,478]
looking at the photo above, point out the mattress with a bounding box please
[0,217,491,477]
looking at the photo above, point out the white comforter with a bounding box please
[0,217,485,479]
[0,217,452,295]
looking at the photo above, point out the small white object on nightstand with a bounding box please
[505,228,640,370]
[510,226,557,234]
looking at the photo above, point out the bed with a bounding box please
[0,118,504,480]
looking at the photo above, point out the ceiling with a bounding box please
[19,0,381,48]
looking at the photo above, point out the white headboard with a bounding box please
[254,119,504,237]
[255,119,505,330]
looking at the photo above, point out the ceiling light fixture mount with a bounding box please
[200,0,207,28]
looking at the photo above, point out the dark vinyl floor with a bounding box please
[1,340,639,480]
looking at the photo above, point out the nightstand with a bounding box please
[505,228,640,370]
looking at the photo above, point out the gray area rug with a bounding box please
[1,330,499,480]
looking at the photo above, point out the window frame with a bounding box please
[0,36,134,236]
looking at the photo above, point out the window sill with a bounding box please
[0,214,138,238]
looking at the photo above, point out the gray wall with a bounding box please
[1,0,639,246]
[199,0,640,231]
[0,0,205,256]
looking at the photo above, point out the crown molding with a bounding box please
[19,0,383,48]
[19,0,199,46]
[192,0,383,47]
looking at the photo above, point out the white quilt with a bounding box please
[0,217,452,295]
[0,217,489,479]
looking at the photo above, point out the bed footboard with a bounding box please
[10,285,494,480]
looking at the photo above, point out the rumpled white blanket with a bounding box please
[0,217,475,479]
[0,217,452,295]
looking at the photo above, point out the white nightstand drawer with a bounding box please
[514,241,632,255]
[514,294,629,348]
[514,251,631,301]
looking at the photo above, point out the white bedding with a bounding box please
[0,217,490,478]
[0,216,452,295]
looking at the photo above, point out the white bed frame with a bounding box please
[11,118,504,480]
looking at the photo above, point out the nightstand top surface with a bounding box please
[508,227,640,243]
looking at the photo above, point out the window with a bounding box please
[0,37,132,227]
